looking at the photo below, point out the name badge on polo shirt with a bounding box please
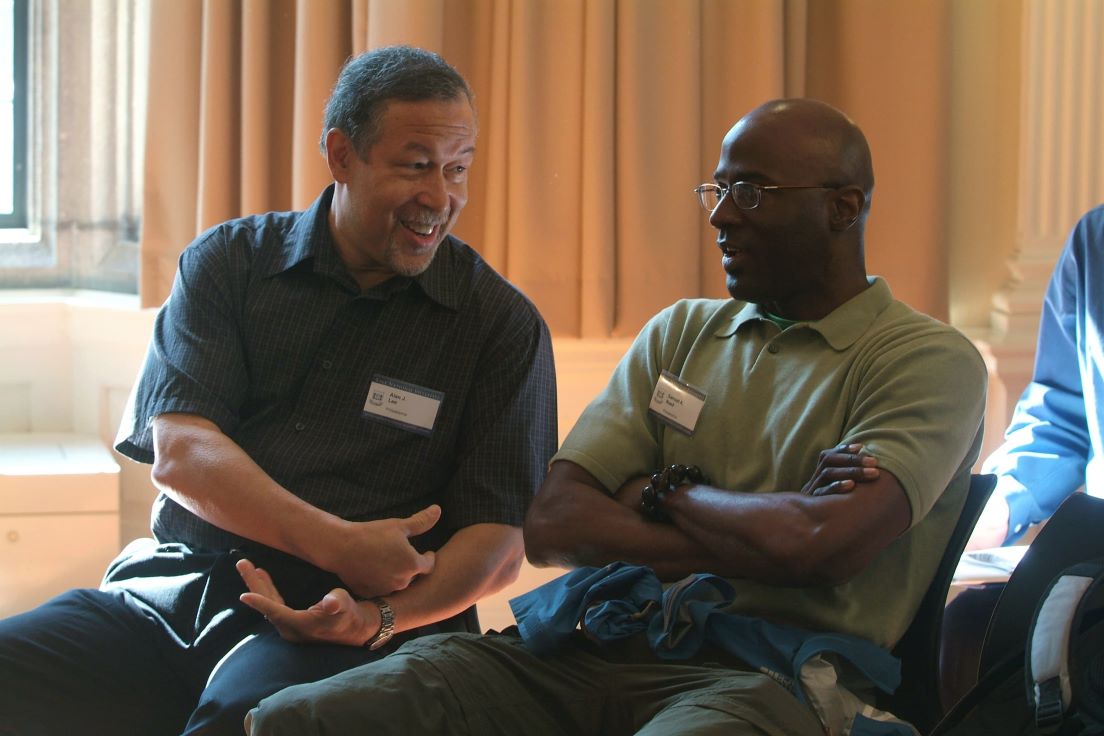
[648,370,706,436]
[363,375,443,436]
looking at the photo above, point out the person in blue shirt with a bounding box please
[967,204,1104,550]
[936,205,1104,711]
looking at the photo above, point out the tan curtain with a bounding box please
[140,0,953,336]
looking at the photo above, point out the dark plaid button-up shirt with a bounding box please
[117,185,557,554]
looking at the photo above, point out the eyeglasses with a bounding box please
[693,182,838,212]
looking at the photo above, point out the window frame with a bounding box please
[0,0,146,293]
[0,0,28,228]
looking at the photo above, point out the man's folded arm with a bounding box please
[525,458,910,587]
[663,471,911,587]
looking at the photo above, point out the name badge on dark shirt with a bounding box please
[363,375,443,436]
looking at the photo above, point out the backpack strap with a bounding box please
[1025,558,1104,733]
[980,494,1104,679]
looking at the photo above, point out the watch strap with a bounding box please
[365,597,395,650]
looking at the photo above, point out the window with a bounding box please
[0,0,147,292]
[0,0,27,228]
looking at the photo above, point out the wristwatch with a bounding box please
[365,597,395,650]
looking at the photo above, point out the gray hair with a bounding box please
[320,45,474,156]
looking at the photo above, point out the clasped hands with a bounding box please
[615,441,879,509]
[799,442,880,496]
[236,504,442,647]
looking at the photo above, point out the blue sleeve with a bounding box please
[982,212,1097,542]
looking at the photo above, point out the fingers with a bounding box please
[269,589,370,646]
[313,589,350,616]
[239,591,286,620]
[839,466,880,480]
[390,550,437,592]
[418,549,436,575]
[811,480,855,497]
[816,466,880,485]
[235,559,285,602]
[821,443,877,467]
[802,443,881,497]
[401,504,442,536]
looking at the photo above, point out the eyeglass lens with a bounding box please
[698,183,759,211]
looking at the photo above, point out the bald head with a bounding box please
[733,98,874,216]
[708,98,877,319]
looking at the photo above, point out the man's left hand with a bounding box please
[236,558,380,647]
[801,442,880,496]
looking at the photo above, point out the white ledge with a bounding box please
[0,289,141,310]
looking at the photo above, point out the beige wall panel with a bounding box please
[947,0,1021,329]
[441,0,504,270]
[0,386,31,434]
[806,0,951,320]
[364,0,445,51]
[697,0,789,302]
[614,0,703,336]
[577,0,618,336]
[502,0,587,334]
[140,2,203,307]
[195,0,242,230]
[241,0,297,215]
[292,0,351,208]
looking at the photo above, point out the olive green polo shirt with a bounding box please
[554,277,986,647]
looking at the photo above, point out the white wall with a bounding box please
[0,292,160,545]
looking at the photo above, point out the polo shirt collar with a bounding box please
[716,277,893,350]
[811,277,893,349]
[268,184,460,310]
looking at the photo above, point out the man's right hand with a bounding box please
[326,505,442,599]
[801,442,880,496]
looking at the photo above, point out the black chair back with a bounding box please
[880,473,997,733]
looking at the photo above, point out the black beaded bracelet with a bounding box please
[640,464,709,523]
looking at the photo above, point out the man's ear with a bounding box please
[325,128,356,183]
[829,186,865,231]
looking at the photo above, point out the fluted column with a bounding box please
[980,0,1104,445]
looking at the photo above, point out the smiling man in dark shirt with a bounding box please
[0,45,556,736]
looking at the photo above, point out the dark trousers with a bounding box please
[0,541,470,736]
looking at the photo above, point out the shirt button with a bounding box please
[1014,524,1023,534]
[295,422,306,431]
[322,360,333,369]
[768,344,780,354]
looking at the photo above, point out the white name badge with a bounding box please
[648,370,707,436]
[363,375,443,436]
